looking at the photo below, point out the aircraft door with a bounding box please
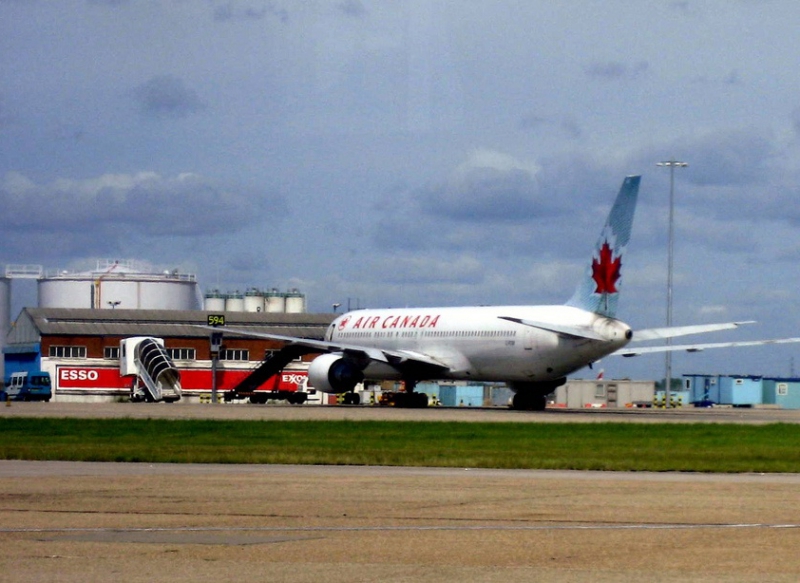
[522,326,536,351]
[520,326,538,377]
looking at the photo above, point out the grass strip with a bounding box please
[1,418,799,473]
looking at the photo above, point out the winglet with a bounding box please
[566,175,641,317]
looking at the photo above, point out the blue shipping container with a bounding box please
[439,385,484,407]
[762,378,800,409]
[683,374,719,404]
[718,376,763,406]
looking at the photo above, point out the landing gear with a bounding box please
[392,391,428,408]
[378,378,429,408]
[399,379,428,408]
[342,392,361,405]
[511,392,547,411]
[509,379,565,411]
[287,392,308,405]
[412,391,429,408]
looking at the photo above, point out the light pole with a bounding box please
[656,159,688,407]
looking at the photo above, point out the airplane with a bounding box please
[207,175,800,410]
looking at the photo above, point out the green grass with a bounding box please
[1,418,799,473]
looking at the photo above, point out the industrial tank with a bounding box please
[37,259,200,310]
[203,290,226,312]
[225,292,244,312]
[244,289,265,313]
[265,289,286,313]
[285,289,306,313]
[204,285,307,313]
[0,276,9,379]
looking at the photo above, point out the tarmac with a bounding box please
[1,402,799,581]
[3,400,800,424]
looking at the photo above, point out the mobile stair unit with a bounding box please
[120,337,182,403]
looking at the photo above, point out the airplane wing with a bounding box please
[614,336,800,357]
[632,321,755,341]
[198,326,453,371]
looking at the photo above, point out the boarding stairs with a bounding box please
[225,345,313,401]
[129,338,182,403]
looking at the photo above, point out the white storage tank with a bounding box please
[0,276,9,379]
[204,290,226,312]
[265,289,286,313]
[225,291,244,312]
[38,259,200,310]
[244,289,265,313]
[285,289,306,313]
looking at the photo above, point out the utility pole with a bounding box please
[656,159,688,407]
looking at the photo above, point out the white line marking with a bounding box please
[4,523,799,533]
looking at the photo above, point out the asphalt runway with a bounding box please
[1,461,799,582]
[3,400,800,424]
[2,403,799,581]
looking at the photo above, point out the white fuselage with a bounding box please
[326,305,632,384]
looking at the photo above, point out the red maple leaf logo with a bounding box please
[592,241,621,294]
[338,317,350,330]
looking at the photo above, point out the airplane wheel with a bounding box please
[342,392,360,405]
[512,393,546,411]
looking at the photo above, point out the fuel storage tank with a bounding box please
[38,259,201,310]
[0,276,9,379]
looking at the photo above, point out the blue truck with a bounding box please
[1,371,52,402]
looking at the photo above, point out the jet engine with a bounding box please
[307,353,365,394]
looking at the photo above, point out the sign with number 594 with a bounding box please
[207,314,226,327]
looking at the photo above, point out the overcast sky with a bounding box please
[3,0,800,381]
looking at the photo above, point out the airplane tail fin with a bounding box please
[566,175,641,318]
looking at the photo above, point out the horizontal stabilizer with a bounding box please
[499,316,607,341]
[632,321,756,342]
[614,336,800,357]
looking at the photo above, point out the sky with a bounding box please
[3,0,800,382]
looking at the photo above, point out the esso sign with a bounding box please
[281,373,307,386]
[60,369,99,382]
[57,367,125,389]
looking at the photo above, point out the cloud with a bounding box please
[683,128,773,187]
[418,149,556,222]
[88,0,130,6]
[690,70,744,86]
[584,61,649,81]
[633,126,800,235]
[0,93,7,128]
[133,75,205,118]
[792,108,800,138]
[371,150,628,268]
[518,114,583,139]
[212,1,288,23]
[366,254,484,286]
[634,127,774,199]
[337,0,367,18]
[0,171,282,259]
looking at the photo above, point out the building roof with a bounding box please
[6,308,336,344]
